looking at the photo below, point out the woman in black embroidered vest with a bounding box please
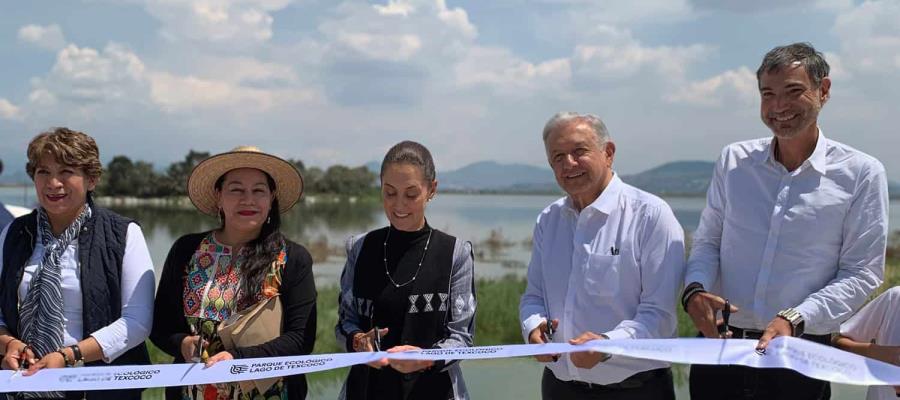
[150,146,317,400]
[0,128,155,400]
[336,141,476,400]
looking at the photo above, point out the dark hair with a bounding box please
[26,127,103,180]
[214,170,285,302]
[380,141,436,182]
[757,42,830,88]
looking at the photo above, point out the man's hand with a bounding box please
[386,345,434,373]
[755,316,793,352]
[527,319,559,362]
[686,291,739,338]
[569,332,610,369]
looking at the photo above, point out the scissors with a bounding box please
[373,324,383,352]
[542,314,559,362]
[18,345,33,370]
[719,299,731,338]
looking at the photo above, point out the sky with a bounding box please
[0,0,898,180]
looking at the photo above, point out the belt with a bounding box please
[562,367,670,390]
[729,326,831,345]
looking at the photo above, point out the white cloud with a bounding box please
[140,0,293,45]
[454,46,571,94]
[17,24,66,52]
[832,0,900,75]
[147,71,315,113]
[570,26,712,84]
[665,67,757,107]
[0,99,22,121]
[29,44,148,106]
[335,32,423,61]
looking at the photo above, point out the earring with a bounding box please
[267,216,271,224]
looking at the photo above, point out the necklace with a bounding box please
[383,226,433,288]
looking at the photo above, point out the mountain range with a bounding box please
[433,160,900,198]
[434,160,717,196]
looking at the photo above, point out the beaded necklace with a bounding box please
[382,226,433,288]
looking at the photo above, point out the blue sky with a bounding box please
[0,0,898,180]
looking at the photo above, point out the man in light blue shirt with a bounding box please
[520,112,685,399]
[683,43,889,400]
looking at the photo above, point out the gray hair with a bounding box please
[542,112,610,145]
[757,42,830,88]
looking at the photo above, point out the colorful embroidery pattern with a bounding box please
[181,232,288,400]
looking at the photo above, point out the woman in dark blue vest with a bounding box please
[336,141,476,400]
[0,128,155,400]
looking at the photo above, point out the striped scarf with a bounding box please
[17,205,92,399]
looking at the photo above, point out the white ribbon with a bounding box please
[2,336,898,393]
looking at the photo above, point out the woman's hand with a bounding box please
[352,328,390,369]
[204,351,233,367]
[1,342,34,370]
[386,345,433,374]
[180,335,206,362]
[22,351,66,376]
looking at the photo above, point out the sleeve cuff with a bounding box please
[793,302,817,333]
[89,332,120,363]
[171,333,188,358]
[683,273,712,293]
[603,328,633,341]
[522,314,546,343]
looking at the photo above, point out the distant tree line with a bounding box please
[97,150,377,198]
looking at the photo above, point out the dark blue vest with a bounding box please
[0,205,150,400]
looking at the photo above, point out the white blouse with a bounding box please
[0,221,155,362]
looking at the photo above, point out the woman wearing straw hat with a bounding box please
[0,127,155,400]
[150,146,317,400]
[335,141,476,400]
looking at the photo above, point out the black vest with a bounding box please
[0,206,150,400]
[344,226,456,400]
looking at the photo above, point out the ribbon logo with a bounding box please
[229,364,249,374]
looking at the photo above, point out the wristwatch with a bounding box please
[776,308,805,337]
[68,344,84,367]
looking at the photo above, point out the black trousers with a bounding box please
[689,364,830,400]
[689,329,831,400]
[541,367,675,400]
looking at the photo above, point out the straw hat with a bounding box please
[187,146,303,216]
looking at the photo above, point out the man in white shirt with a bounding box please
[683,42,889,400]
[519,112,685,399]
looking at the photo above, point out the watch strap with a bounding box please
[69,344,84,367]
[776,308,805,337]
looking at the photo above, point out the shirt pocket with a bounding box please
[583,254,621,301]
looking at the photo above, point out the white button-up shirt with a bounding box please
[685,131,888,335]
[520,174,685,385]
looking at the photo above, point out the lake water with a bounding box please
[0,187,889,399]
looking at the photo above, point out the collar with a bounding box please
[757,128,828,175]
[564,173,622,216]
